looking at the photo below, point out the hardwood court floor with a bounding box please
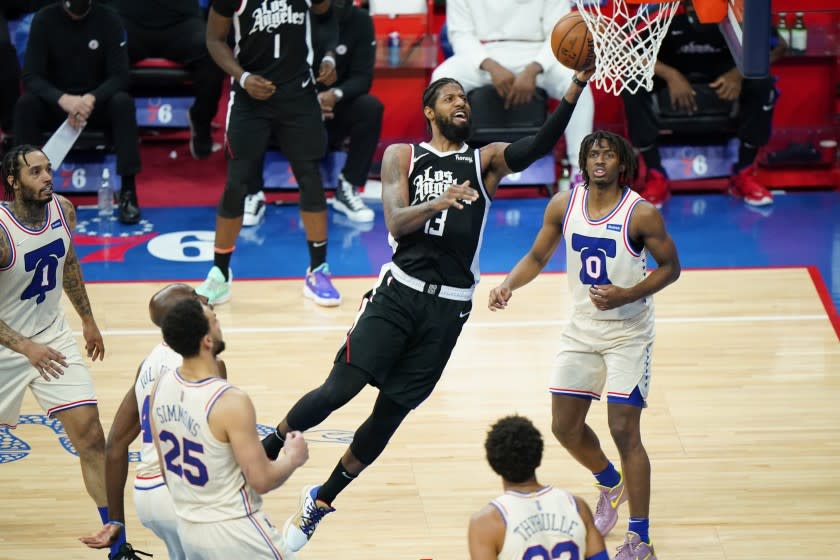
[1,268,838,559]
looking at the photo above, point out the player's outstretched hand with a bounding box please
[576,66,596,82]
[588,284,630,311]
[79,523,122,549]
[282,431,309,468]
[243,74,277,101]
[83,319,105,361]
[23,340,68,380]
[488,284,512,311]
[437,180,479,211]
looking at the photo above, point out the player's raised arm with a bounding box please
[212,388,309,494]
[381,143,478,239]
[488,191,571,311]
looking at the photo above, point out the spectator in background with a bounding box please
[13,0,142,224]
[107,0,225,160]
[622,0,786,207]
[431,0,594,185]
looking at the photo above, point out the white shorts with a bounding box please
[134,474,186,560]
[0,313,96,427]
[177,512,293,560]
[550,307,655,404]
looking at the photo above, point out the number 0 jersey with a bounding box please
[152,370,262,523]
[0,198,71,338]
[492,486,587,560]
[390,142,491,289]
[135,343,182,481]
[562,186,650,320]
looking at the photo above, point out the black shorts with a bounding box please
[225,80,326,172]
[334,271,472,409]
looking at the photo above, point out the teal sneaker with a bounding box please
[196,266,232,305]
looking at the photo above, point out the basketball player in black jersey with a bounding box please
[197,0,342,307]
[259,67,595,552]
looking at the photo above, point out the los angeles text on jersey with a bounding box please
[511,512,580,543]
[412,167,467,205]
[155,403,201,438]
[249,0,305,34]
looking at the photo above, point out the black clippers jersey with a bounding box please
[391,143,491,289]
[214,0,313,85]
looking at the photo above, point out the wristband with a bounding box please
[322,55,336,67]
[107,520,125,528]
[239,71,251,89]
[572,75,588,88]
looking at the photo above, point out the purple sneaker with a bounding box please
[594,474,627,536]
[614,531,656,560]
[304,263,342,307]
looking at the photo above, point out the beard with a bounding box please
[213,339,226,356]
[435,114,471,143]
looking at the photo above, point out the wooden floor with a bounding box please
[1,268,838,559]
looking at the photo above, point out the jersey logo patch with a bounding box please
[606,223,622,232]
[50,219,62,230]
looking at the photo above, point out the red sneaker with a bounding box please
[641,169,670,208]
[730,165,773,206]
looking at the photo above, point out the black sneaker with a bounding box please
[188,108,212,160]
[118,189,141,225]
[109,542,153,559]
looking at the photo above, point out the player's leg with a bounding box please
[134,483,187,560]
[197,91,270,304]
[52,405,107,505]
[730,75,776,206]
[178,513,292,559]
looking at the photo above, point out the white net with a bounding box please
[574,0,681,95]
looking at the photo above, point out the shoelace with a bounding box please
[339,183,366,211]
[300,501,330,536]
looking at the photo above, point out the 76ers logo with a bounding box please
[21,239,65,304]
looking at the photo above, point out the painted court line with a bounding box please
[78,314,829,337]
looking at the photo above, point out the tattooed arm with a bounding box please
[57,195,105,361]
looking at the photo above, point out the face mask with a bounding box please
[63,0,92,18]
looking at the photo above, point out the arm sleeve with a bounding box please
[338,12,375,101]
[534,0,571,73]
[22,10,65,105]
[446,0,489,70]
[90,12,129,102]
[503,98,576,172]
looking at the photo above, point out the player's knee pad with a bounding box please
[290,159,327,212]
[217,182,248,218]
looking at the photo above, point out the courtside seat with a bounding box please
[467,85,549,146]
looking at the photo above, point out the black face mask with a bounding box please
[63,0,92,18]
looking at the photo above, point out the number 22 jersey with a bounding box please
[562,185,650,320]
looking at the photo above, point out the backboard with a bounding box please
[716,0,771,78]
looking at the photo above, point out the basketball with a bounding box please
[550,12,595,72]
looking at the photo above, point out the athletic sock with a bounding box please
[629,517,650,543]
[316,460,358,505]
[307,240,327,270]
[213,249,233,280]
[97,506,126,558]
[593,461,621,488]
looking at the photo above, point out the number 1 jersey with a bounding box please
[562,186,650,320]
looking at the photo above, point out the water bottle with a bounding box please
[790,12,807,54]
[97,167,113,217]
[387,31,401,66]
[775,13,790,47]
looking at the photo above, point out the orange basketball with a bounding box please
[550,12,595,72]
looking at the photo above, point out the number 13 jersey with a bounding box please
[562,186,650,320]
[391,142,491,289]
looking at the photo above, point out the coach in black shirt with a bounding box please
[314,1,381,223]
[13,0,142,224]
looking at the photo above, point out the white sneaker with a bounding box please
[332,176,374,222]
[242,191,266,227]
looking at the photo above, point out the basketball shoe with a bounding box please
[243,191,266,227]
[304,263,341,306]
[109,542,152,559]
[641,169,669,209]
[594,473,628,536]
[196,266,232,305]
[614,531,657,560]
[332,174,374,222]
[730,165,773,206]
[283,485,335,552]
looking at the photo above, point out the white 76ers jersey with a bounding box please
[151,370,262,522]
[135,343,182,480]
[492,486,587,560]
[562,186,650,320]
[0,198,72,337]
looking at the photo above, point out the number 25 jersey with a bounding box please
[563,186,650,320]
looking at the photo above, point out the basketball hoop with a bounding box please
[574,0,681,95]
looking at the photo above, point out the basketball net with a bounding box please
[574,0,681,95]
